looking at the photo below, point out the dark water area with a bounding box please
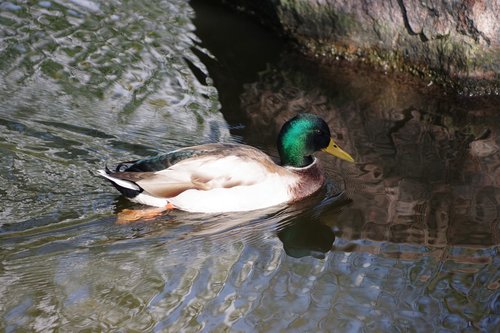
[1,1,499,332]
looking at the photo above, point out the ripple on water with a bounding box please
[0,0,229,233]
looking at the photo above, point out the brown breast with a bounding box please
[287,158,325,201]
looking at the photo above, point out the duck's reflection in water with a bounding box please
[278,217,336,259]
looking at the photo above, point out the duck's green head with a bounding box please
[277,113,355,167]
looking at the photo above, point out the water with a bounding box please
[1,1,499,332]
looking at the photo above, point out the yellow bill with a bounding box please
[322,138,355,163]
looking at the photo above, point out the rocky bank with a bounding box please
[217,0,500,96]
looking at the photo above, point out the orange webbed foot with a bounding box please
[116,207,168,224]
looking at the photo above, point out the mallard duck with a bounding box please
[98,113,354,213]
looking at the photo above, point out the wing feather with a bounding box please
[106,152,275,199]
[102,142,290,200]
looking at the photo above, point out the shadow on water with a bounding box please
[237,56,500,248]
[192,0,500,249]
[0,0,499,332]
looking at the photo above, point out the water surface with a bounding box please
[1,1,499,332]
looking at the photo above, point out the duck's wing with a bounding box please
[100,143,286,198]
[113,144,223,172]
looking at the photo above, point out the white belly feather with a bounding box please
[130,154,299,213]
[169,173,295,212]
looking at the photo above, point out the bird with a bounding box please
[98,113,354,213]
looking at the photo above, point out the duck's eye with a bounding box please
[315,129,322,135]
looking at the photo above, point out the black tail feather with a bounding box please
[105,164,112,174]
[100,164,143,198]
[108,180,142,199]
[115,160,139,172]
